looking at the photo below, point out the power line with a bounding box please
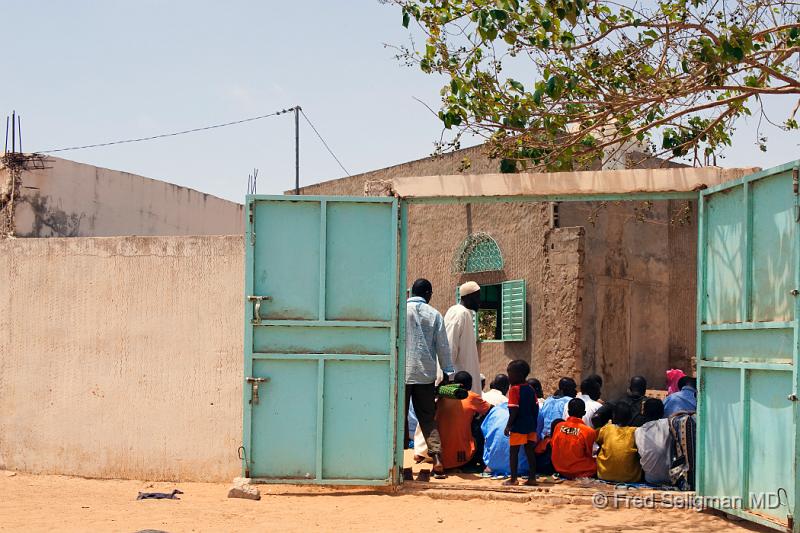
[300,109,350,176]
[38,107,297,153]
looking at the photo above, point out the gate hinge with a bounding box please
[248,203,256,246]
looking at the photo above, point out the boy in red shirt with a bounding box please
[503,359,539,486]
[551,398,597,479]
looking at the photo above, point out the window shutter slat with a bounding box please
[501,279,526,342]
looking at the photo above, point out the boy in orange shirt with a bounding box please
[437,371,492,471]
[551,398,598,479]
[503,359,539,485]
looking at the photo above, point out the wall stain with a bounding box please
[18,193,85,237]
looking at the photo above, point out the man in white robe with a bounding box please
[444,281,482,395]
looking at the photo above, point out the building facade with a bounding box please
[300,145,697,396]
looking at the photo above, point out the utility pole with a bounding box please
[294,106,301,195]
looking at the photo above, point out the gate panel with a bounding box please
[253,201,321,320]
[322,360,392,479]
[751,173,795,322]
[250,359,318,478]
[704,187,745,325]
[748,370,793,520]
[325,202,395,321]
[698,161,800,531]
[700,367,742,498]
[243,196,400,485]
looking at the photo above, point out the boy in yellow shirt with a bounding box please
[596,402,643,483]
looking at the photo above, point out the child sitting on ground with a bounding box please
[534,418,563,476]
[551,398,597,479]
[503,359,539,486]
[596,402,644,483]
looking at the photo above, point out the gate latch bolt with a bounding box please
[246,377,269,405]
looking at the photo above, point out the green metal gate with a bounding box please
[697,161,800,531]
[242,196,402,484]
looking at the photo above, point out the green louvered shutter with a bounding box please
[501,279,526,341]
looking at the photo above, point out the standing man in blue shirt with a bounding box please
[663,376,697,416]
[405,278,454,478]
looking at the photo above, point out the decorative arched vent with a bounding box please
[452,232,504,274]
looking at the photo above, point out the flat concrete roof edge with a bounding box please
[391,166,761,198]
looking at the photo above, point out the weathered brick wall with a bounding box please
[560,200,697,395]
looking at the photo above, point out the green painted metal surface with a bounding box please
[452,232,504,273]
[243,196,400,484]
[501,279,526,341]
[697,161,800,531]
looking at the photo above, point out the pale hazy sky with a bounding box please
[3,1,798,202]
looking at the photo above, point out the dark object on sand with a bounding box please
[137,489,184,500]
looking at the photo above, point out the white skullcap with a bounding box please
[459,281,480,297]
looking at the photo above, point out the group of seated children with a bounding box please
[416,362,697,489]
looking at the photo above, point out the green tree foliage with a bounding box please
[388,0,800,169]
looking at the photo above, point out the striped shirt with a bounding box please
[405,297,454,384]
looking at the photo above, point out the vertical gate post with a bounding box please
[793,165,800,533]
[394,200,409,484]
[695,192,707,495]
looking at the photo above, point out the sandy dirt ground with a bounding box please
[0,471,770,533]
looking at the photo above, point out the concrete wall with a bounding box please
[0,236,244,481]
[1,156,243,237]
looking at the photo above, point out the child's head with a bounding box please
[580,377,602,401]
[506,359,531,385]
[559,377,578,398]
[678,376,697,390]
[628,376,648,397]
[567,397,586,418]
[453,371,473,392]
[587,374,603,388]
[612,401,634,426]
[490,374,510,395]
[550,418,565,435]
[527,378,544,398]
[642,398,664,422]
